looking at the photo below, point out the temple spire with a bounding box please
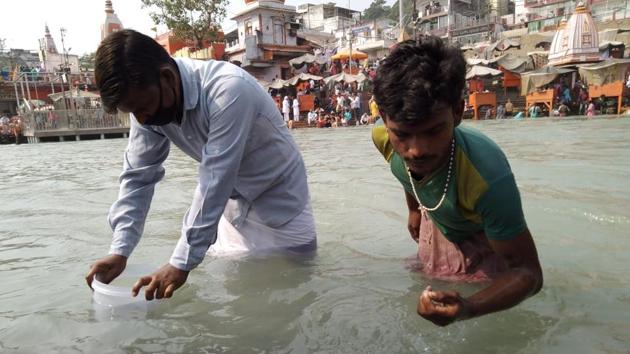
[101,0,124,41]
[105,0,115,14]
[43,23,58,54]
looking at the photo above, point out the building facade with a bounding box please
[523,0,628,34]
[415,0,509,44]
[338,19,397,60]
[37,26,80,74]
[296,3,361,34]
[225,0,314,82]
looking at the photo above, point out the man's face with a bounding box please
[384,101,463,177]
[117,68,179,126]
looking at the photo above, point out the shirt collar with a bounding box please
[174,58,199,111]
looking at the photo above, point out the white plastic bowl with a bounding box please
[92,264,158,320]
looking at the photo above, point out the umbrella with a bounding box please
[331,48,368,60]
[473,41,492,50]
[267,78,286,90]
[285,73,324,86]
[288,53,328,66]
[323,72,367,84]
[466,65,503,80]
[467,58,490,66]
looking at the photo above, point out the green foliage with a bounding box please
[363,0,392,21]
[79,52,95,71]
[141,0,229,49]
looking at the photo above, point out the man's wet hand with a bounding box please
[132,264,189,300]
[417,286,472,326]
[85,254,127,289]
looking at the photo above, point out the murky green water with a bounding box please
[1,117,629,353]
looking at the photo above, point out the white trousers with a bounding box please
[208,201,317,256]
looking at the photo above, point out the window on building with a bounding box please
[245,19,253,36]
[273,19,284,44]
[582,33,592,47]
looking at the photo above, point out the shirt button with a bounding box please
[187,135,192,139]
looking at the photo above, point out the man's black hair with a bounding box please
[372,36,466,124]
[95,29,172,113]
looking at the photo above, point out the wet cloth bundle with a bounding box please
[208,199,316,256]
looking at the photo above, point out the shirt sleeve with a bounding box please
[371,125,394,162]
[475,173,527,241]
[169,76,257,271]
[108,117,170,257]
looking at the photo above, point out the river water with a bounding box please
[1,117,629,353]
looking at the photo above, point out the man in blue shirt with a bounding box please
[85,30,316,300]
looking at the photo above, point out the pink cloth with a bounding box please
[406,211,507,282]
[587,103,595,117]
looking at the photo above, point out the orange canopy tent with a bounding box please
[331,48,368,60]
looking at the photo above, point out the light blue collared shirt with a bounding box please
[108,58,310,271]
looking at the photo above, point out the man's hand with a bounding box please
[417,286,472,326]
[132,264,189,300]
[408,209,422,243]
[85,254,128,289]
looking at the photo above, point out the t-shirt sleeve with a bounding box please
[475,173,527,240]
[371,125,394,162]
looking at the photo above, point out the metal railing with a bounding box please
[421,5,448,18]
[6,70,94,85]
[20,109,130,136]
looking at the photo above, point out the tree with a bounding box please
[141,0,229,50]
[363,0,392,21]
[79,52,96,71]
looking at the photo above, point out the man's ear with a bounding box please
[160,65,178,89]
[159,64,179,106]
[453,100,464,127]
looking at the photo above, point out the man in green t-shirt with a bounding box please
[372,37,542,326]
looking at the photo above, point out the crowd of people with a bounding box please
[264,53,389,129]
[467,75,630,120]
[0,112,23,144]
[278,88,381,129]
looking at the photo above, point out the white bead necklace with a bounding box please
[406,138,455,212]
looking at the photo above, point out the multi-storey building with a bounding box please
[296,3,361,34]
[337,19,398,60]
[523,0,628,33]
[224,0,315,82]
[416,0,509,44]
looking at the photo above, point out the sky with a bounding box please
[0,0,388,56]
